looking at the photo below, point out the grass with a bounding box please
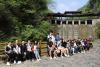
[93,39,100,43]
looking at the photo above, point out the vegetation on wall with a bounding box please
[95,23,100,39]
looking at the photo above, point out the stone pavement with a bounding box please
[0,43,100,67]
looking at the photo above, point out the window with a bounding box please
[81,20,85,24]
[68,21,72,24]
[57,20,61,25]
[74,21,79,25]
[87,20,92,25]
[62,21,66,24]
[51,20,55,24]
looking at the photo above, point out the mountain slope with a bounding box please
[80,0,100,13]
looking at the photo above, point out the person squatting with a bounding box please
[47,32,93,59]
[5,40,41,65]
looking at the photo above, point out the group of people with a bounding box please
[5,40,41,65]
[5,32,93,65]
[47,32,93,59]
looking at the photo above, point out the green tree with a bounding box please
[80,0,100,12]
[96,23,100,39]
[0,0,53,41]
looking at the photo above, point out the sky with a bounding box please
[48,0,89,13]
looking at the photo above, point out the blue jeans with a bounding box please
[34,50,40,59]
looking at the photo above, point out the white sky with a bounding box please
[48,0,89,13]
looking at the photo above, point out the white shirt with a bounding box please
[27,43,32,52]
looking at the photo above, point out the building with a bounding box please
[47,11,100,40]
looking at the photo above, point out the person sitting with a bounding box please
[61,40,69,57]
[20,41,27,62]
[48,41,56,59]
[13,40,22,64]
[5,42,13,65]
[26,40,32,61]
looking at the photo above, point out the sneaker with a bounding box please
[78,52,80,53]
[38,59,41,61]
[83,51,85,53]
[37,59,39,61]
[61,56,64,58]
[64,54,67,57]
[14,60,16,64]
[54,57,57,59]
[81,51,84,53]
[50,57,52,59]
[67,55,70,57]
[6,62,10,66]
[73,53,75,54]
[17,61,21,64]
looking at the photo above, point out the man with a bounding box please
[55,33,61,47]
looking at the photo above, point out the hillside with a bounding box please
[79,0,100,13]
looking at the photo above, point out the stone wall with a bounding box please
[51,19,100,40]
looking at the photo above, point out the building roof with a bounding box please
[47,12,100,17]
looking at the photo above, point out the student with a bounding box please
[48,41,56,59]
[73,40,78,53]
[76,40,82,53]
[33,41,41,61]
[47,32,56,45]
[20,41,27,62]
[61,40,69,57]
[13,40,22,64]
[55,33,61,47]
[26,40,32,61]
[81,40,85,53]
[5,42,12,65]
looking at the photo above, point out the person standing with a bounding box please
[55,33,61,47]
[47,32,56,45]
[33,41,41,61]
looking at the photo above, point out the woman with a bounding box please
[20,41,27,61]
[13,40,22,64]
[5,42,13,65]
[26,40,32,61]
[48,41,56,59]
[61,40,69,57]
[33,41,41,61]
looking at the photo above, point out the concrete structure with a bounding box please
[47,11,100,40]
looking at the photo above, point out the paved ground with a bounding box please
[0,42,100,67]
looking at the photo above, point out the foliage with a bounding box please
[94,39,100,43]
[80,0,100,12]
[95,23,100,39]
[80,0,100,39]
[0,0,54,41]
[20,21,52,41]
